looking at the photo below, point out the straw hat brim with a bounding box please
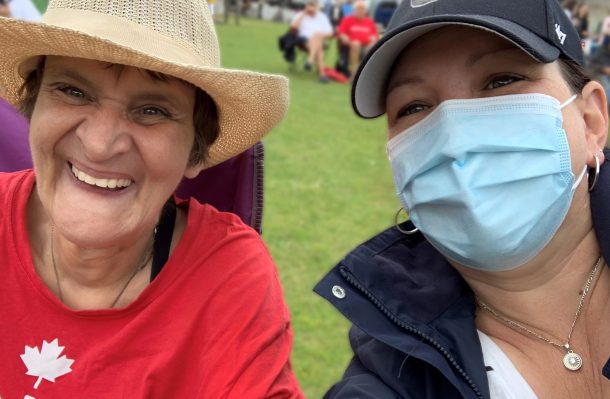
[0,16,289,169]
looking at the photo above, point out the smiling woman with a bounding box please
[0,0,303,397]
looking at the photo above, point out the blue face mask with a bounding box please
[387,93,585,271]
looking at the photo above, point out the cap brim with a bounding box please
[352,15,561,118]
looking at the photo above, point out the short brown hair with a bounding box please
[18,57,219,166]
[557,57,591,95]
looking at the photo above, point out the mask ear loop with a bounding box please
[588,152,601,192]
[395,207,419,235]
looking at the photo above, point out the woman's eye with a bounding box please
[486,75,523,89]
[58,85,86,99]
[396,103,429,119]
[132,106,173,124]
[141,106,170,117]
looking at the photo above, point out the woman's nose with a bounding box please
[74,107,132,162]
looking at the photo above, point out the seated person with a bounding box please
[589,35,610,110]
[291,0,334,83]
[0,0,304,396]
[326,0,344,29]
[337,0,379,79]
[0,0,9,17]
[6,0,42,21]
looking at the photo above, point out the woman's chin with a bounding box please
[53,222,133,249]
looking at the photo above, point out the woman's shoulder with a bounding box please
[168,199,284,306]
[176,198,272,269]
[183,197,259,237]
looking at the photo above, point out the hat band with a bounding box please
[42,9,218,67]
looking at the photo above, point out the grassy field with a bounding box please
[31,0,46,12]
[213,18,398,398]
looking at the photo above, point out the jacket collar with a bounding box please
[591,149,610,264]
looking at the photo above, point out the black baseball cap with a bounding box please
[352,0,584,118]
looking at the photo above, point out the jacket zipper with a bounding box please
[340,266,484,399]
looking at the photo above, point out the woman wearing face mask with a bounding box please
[315,0,609,398]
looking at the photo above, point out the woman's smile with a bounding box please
[69,162,133,190]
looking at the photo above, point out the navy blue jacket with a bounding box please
[315,150,610,398]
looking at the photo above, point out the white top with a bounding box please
[292,11,333,40]
[8,0,42,21]
[477,330,538,399]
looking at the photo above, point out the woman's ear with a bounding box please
[580,80,608,165]
[184,163,205,179]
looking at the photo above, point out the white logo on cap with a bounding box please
[555,24,566,45]
[410,0,438,7]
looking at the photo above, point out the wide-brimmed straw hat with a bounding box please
[0,0,289,168]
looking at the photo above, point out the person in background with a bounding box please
[601,7,610,43]
[589,35,610,110]
[0,0,304,396]
[6,0,41,21]
[562,0,576,19]
[291,0,334,83]
[326,0,345,29]
[315,0,609,397]
[0,0,10,17]
[572,3,589,39]
[337,0,378,79]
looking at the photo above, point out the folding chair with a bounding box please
[0,98,32,171]
[175,141,265,234]
[0,97,265,234]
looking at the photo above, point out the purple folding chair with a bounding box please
[175,142,265,234]
[0,97,265,234]
[0,98,32,171]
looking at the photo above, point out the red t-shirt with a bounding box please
[0,170,303,399]
[337,15,379,46]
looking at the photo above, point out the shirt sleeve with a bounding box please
[337,17,349,36]
[369,19,379,38]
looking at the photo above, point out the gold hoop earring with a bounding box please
[395,207,418,235]
[589,153,600,192]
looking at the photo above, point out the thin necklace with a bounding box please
[50,225,154,308]
[476,256,603,372]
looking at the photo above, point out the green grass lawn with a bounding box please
[215,18,399,398]
[31,0,46,13]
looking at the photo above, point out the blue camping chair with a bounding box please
[373,0,397,30]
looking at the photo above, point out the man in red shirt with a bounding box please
[337,0,379,78]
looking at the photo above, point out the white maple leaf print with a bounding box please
[20,339,74,389]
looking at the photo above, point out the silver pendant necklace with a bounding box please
[50,225,154,308]
[476,257,603,371]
